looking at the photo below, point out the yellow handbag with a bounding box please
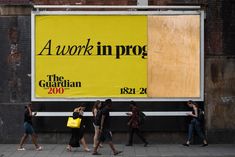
[67,117,81,128]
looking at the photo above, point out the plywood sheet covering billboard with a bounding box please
[148,15,200,98]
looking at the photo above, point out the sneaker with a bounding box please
[182,143,189,147]
[114,151,122,156]
[144,142,148,147]
[66,146,72,152]
[201,143,208,147]
[36,146,42,151]
[92,152,101,155]
[125,144,133,146]
[17,147,26,151]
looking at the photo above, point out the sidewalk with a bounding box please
[1,144,235,157]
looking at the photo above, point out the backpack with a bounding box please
[138,111,146,125]
[198,108,204,122]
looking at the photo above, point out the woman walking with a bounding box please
[183,100,208,147]
[18,103,42,151]
[92,100,103,148]
[67,104,90,152]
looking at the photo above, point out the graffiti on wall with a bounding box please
[7,27,22,102]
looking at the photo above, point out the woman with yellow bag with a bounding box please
[66,104,90,152]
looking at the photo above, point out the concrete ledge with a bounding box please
[207,130,235,144]
[34,132,187,144]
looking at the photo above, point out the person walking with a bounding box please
[92,100,103,148]
[67,104,90,152]
[92,99,122,156]
[126,101,148,147]
[18,103,42,151]
[183,100,208,147]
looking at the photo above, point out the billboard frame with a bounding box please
[31,8,204,102]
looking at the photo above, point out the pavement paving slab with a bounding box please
[0,144,235,157]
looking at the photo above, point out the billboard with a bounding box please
[32,11,204,101]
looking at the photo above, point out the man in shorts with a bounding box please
[18,103,42,151]
[92,99,122,155]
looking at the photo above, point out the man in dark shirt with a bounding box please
[18,103,42,151]
[126,101,148,147]
[92,99,122,155]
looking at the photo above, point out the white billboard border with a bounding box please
[31,10,204,102]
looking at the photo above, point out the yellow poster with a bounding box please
[35,15,147,98]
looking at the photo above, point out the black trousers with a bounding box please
[128,127,147,144]
[69,128,81,147]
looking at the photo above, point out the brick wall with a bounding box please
[0,0,234,143]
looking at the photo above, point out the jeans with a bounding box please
[128,128,147,144]
[187,118,205,142]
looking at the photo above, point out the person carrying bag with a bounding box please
[66,105,90,152]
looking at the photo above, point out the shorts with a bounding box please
[99,129,112,142]
[24,122,35,135]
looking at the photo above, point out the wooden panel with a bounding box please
[148,15,200,98]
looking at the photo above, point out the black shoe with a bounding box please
[125,144,133,146]
[144,142,148,147]
[182,143,189,147]
[92,152,101,155]
[201,143,208,147]
[114,151,122,156]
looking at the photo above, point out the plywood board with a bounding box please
[148,15,200,98]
